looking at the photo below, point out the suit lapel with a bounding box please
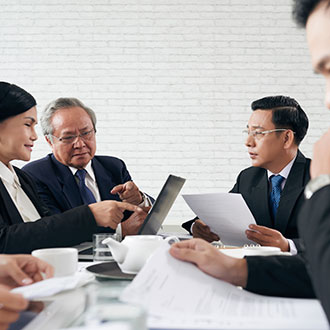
[0,180,24,224]
[275,151,306,233]
[250,171,273,228]
[92,158,120,201]
[50,155,83,208]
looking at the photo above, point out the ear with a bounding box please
[283,130,295,149]
[45,135,53,148]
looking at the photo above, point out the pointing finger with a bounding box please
[117,202,141,213]
[111,184,125,195]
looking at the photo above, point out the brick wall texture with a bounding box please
[0,0,327,224]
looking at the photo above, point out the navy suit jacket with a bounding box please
[0,166,98,253]
[182,151,311,249]
[22,154,133,215]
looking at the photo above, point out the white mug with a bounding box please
[32,247,78,277]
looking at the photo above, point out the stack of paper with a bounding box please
[120,245,328,329]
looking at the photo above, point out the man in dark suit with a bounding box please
[183,95,310,253]
[0,82,143,254]
[170,1,330,324]
[23,98,152,239]
[292,0,330,323]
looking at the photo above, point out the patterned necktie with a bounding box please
[269,175,285,219]
[75,169,96,204]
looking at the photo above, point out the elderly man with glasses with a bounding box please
[23,98,153,239]
[182,95,310,254]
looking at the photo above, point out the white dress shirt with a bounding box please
[0,161,40,222]
[267,155,297,255]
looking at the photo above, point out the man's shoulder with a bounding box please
[22,154,53,171]
[238,166,265,177]
[93,155,126,168]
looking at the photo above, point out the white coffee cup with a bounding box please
[32,247,78,277]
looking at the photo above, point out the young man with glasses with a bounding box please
[183,95,310,254]
[23,98,152,239]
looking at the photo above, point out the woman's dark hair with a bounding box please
[0,82,36,123]
[251,95,309,146]
[293,0,330,27]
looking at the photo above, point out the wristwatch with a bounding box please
[304,174,330,199]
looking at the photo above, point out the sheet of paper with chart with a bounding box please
[183,192,256,246]
[120,245,328,330]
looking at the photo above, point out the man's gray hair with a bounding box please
[40,97,97,136]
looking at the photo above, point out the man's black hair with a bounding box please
[251,95,309,146]
[293,0,330,27]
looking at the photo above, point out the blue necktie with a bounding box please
[75,169,96,205]
[269,175,285,219]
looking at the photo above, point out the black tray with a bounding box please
[86,262,135,280]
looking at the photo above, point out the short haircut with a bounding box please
[251,95,309,146]
[41,97,97,137]
[293,0,330,27]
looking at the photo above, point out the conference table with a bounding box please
[19,225,188,330]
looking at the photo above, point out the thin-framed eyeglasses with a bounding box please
[50,128,96,145]
[242,128,295,140]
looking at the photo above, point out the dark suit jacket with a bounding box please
[182,151,311,249]
[0,167,98,254]
[245,253,315,298]
[22,154,132,215]
[298,184,330,323]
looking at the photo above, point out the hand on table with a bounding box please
[169,238,248,287]
[111,181,143,205]
[0,254,53,289]
[192,219,220,242]
[246,224,289,252]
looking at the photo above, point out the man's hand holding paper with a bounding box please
[246,224,290,252]
[192,219,220,242]
[183,193,256,246]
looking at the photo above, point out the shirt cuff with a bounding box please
[138,192,152,208]
[115,223,122,241]
[190,221,195,234]
[287,239,297,255]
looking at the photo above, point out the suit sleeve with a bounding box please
[245,254,315,298]
[298,185,330,322]
[0,205,98,254]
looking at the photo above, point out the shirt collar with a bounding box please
[69,161,96,182]
[267,154,297,180]
[0,161,21,187]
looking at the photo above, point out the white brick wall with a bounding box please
[0,0,327,225]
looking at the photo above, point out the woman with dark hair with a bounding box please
[0,82,144,254]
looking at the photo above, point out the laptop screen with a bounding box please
[138,174,186,235]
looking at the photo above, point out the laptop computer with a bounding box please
[77,174,186,260]
[138,174,186,235]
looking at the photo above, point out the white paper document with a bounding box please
[183,193,256,246]
[12,272,94,300]
[120,245,329,329]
